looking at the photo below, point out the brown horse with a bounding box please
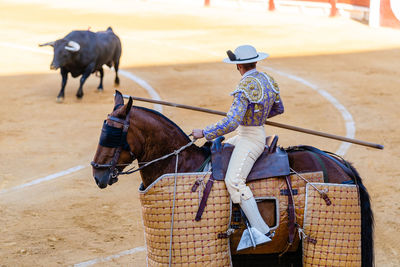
[92,91,374,266]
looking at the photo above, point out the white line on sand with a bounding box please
[261,66,355,156]
[73,246,146,267]
[118,69,163,113]
[0,165,86,195]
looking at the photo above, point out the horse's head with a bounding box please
[91,90,135,189]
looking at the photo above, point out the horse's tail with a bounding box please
[347,161,375,267]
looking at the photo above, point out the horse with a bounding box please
[91,91,374,266]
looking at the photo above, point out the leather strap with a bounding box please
[285,175,296,245]
[195,175,215,221]
[109,111,132,175]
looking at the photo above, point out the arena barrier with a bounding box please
[204,0,400,28]
[203,0,370,20]
[271,0,370,20]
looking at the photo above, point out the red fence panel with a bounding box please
[380,0,400,28]
[338,0,370,7]
[278,0,369,7]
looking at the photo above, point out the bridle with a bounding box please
[91,107,134,183]
[91,105,198,184]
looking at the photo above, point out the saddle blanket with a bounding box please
[138,172,361,266]
[139,172,231,267]
[302,183,361,266]
[139,171,324,265]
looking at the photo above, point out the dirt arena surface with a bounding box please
[0,0,399,266]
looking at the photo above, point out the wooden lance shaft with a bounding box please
[121,94,384,150]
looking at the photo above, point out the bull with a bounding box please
[39,27,121,102]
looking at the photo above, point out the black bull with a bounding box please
[39,27,121,102]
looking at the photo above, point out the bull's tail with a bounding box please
[347,162,375,267]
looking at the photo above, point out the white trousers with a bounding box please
[224,126,266,204]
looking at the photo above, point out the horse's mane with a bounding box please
[133,106,191,142]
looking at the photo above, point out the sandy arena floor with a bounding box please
[0,0,399,266]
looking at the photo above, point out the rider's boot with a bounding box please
[240,196,272,236]
[237,196,273,251]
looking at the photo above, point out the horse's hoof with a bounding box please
[114,83,120,88]
[76,94,83,99]
[97,88,104,92]
[56,97,64,103]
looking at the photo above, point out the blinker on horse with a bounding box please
[91,95,135,188]
[91,91,374,266]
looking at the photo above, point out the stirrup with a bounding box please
[237,227,271,251]
[266,231,275,238]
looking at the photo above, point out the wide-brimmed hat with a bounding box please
[223,45,269,64]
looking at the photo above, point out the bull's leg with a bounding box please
[76,64,94,99]
[114,60,120,86]
[97,67,104,91]
[57,68,68,103]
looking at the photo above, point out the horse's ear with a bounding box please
[126,97,133,116]
[114,90,124,107]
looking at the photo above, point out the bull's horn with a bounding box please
[65,41,80,52]
[39,41,55,47]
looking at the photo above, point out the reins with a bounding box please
[119,138,197,175]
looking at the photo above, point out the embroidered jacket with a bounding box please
[203,69,284,140]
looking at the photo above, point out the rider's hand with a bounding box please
[192,129,204,139]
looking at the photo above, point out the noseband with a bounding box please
[91,109,134,182]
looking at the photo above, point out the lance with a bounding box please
[121,94,384,150]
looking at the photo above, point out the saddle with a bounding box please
[195,135,290,222]
[210,135,290,181]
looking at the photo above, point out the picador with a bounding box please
[192,44,284,248]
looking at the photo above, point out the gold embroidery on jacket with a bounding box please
[231,77,264,103]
